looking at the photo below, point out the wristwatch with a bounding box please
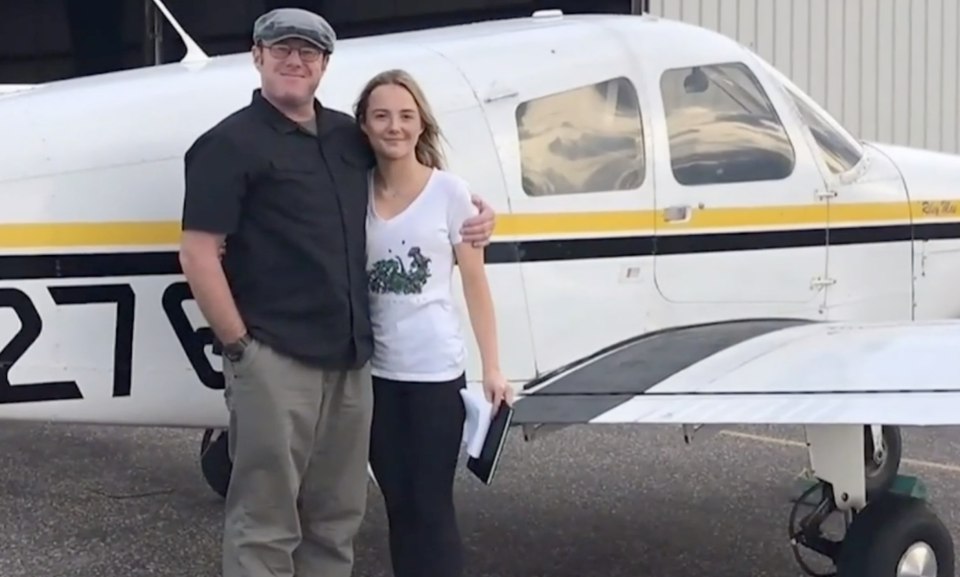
[222,334,252,363]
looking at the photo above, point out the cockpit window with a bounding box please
[786,90,864,174]
[660,62,796,186]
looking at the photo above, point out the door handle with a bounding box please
[662,205,692,222]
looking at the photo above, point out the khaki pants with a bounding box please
[221,339,373,577]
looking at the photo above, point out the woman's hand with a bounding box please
[483,369,514,413]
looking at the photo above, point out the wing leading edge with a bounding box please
[513,320,960,427]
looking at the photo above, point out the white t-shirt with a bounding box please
[365,168,479,382]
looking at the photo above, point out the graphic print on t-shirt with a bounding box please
[367,239,433,295]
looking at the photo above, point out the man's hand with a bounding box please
[460,194,496,247]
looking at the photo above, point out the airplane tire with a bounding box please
[836,493,953,577]
[864,425,903,500]
[200,428,232,499]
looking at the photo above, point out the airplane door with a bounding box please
[434,30,658,374]
[645,60,830,312]
[782,88,914,322]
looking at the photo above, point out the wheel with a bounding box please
[864,425,903,500]
[200,428,232,499]
[837,493,954,577]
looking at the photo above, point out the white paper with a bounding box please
[460,388,492,459]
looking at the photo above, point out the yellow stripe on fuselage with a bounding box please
[0,221,182,249]
[0,200,956,250]
[493,200,941,235]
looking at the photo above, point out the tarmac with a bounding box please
[3,422,960,577]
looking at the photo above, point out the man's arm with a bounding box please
[178,132,248,345]
[459,194,496,247]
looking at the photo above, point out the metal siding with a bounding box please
[649,0,960,154]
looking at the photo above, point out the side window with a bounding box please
[515,77,645,197]
[660,62,796,186]
[788,91,864,174]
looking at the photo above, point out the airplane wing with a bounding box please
[512,319,960,427]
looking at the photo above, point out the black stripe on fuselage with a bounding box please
[504,221,960,263]
[1,221,958,281]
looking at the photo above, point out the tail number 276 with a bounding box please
[0,281,221,405]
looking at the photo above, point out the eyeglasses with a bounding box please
[263,43,324,63]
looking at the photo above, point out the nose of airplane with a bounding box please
[867,142,960,203]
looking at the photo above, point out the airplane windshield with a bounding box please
[750,54,865,169]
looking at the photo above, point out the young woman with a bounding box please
[353,68,512,577]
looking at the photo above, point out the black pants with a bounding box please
[368,373,467,577]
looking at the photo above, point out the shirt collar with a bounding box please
[250,88,335,136]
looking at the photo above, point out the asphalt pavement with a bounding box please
[3,422,960,577]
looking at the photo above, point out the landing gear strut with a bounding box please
[864,424,903,499]
[789,425,953,577]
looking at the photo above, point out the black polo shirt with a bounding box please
[181,89,375,370]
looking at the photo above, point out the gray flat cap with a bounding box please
[252,8,336,53]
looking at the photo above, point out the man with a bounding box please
[178,7,496,577]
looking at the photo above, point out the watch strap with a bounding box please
[224,333,252,360]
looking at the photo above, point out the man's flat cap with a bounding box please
[252,8,336,53]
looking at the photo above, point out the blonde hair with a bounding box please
[354,69,446,170]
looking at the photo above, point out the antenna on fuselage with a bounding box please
[151,0,209,63]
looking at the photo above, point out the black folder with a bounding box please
[466,400,514,485]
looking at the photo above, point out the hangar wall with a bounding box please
[0,0,510,81]
[0,0,235,81]
[649,0,960,154]
[0,0,629,83]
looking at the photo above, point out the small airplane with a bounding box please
[1,1,958,576]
